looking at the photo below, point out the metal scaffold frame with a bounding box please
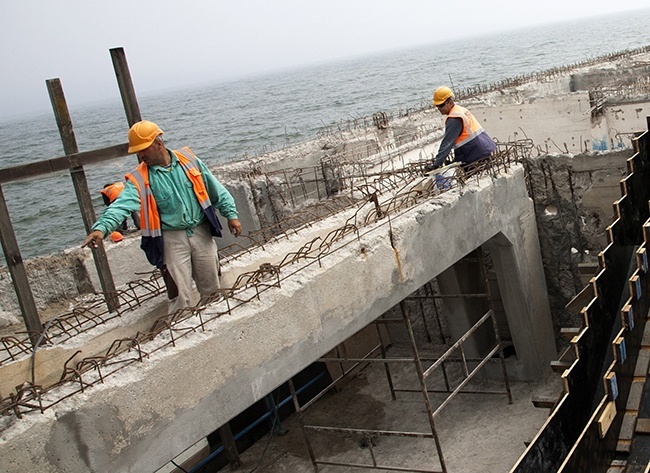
[287,250,513,473]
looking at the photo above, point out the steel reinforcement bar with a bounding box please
[0,151,521,424]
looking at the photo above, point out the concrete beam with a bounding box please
[0,166,555,472]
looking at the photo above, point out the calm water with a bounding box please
[2,9,650,262]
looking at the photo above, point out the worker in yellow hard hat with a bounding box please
[83,120,242,313]
[429,86,496,174]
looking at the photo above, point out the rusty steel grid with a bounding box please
[0,148,523,423]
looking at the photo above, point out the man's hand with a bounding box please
[83,230,104,249]
[227,219,242,237]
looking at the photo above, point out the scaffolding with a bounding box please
[288,250,512,472]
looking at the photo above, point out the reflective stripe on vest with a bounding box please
[445,105,485,149]
[125,147,222,267]
[126,165,162,238]
[174,148,222,237]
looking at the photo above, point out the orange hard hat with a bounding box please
[109,231,124,243]
[127,120,164,154]
[432,86,454,106]
[100,182,125,203]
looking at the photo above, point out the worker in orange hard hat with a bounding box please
[83,120,242,314]
[100,182,140,233]
[429,86,496,175]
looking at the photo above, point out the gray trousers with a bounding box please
[163,222,220,314]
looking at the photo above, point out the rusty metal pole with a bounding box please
[400,300,448,473]
[0,184,42,344]
[217,423,241,470]
[46,78,120,312]
[288,378,318,468]
[110,47,142,127]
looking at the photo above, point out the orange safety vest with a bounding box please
[125,147,222,268]
[100,182,125,203]
[445,105,486,149]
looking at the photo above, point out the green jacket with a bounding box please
[92,149,238,237]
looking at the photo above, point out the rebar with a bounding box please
[0,145,525,422]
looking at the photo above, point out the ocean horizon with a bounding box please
[1,8,650,262]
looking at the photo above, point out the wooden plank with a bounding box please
[47,79,119,312]
[578,262,599,274]
[551,360,573,374]
[565,283,595,315]
[532,395,559,409]
[619,412,637,441]
[616,439,631,454]
[626,379,645,410]
[633,348,650,377]
[0,143,129,184]
[642,322,650,346]
[598,401,617,438]
[561,327,581,341]
[577,262,598,287]
[606,459,627,473]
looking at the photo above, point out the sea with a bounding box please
[1,8,650,263]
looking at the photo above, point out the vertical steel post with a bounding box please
[288,378,318,469]
[374,320,396,400]
[400,300,447,473]
[0,184,42,344]
[46,78,120,312]
[428,281,451,391]
[110,47,142,126]
[217,423,241,470]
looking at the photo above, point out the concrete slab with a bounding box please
[0,166,556,472]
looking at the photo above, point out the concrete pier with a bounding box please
[0,165,555,472]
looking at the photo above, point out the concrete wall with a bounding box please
[592,101,650,150]
[472,92,593,153]
[524,151,631,342]
[0,167,556,473]
[0,250,94,320]
[472,92,648,154]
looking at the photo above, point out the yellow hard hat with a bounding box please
[127,120,164,153]
[432,86,454,106]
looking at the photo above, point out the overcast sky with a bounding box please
[1,0,649,121]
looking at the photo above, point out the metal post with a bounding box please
[0,184,42,344]
[374,320,396,400]
[46,78,120,312]
[263,393,287,435]
[110,47,142,126]
[217,423,241,470]
[400,300,447,473]
[288,378,318,469]
[427,281,451,391]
